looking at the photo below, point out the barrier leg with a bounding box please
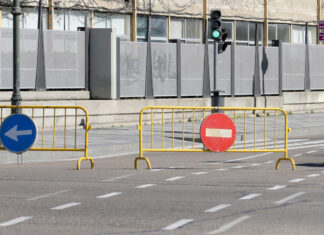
[134,156,152,170]
[276,157,295,171]
[77,156,95,170]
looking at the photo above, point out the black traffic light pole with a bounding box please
[11,0,22,113]
[213,40,217,90]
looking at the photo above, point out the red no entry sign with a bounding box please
[200,113,236,152]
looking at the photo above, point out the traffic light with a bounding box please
[218,28,229,54]
[210,10,222,40]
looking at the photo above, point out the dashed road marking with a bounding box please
[162,219,194,231]
[192,172,208,175]
[239,193,262,200]
[292,154,302,157]
[216,168,228,171]
[103,174,133,182]
[136,184,156,189]
[267,185,287,191]
[209,153,271,165]
[306,150,318,154]
[307,174,320,178]
[207,215,251,234]
[0,216,32,227]
[250,163,261,166]
[289,178,305,183]
[166,176,184,182]
[205,204,232,213]
[96,192,122,199]
[274,192,306,204]
[264,161,274,164]
[150,169,163,172]
[232,166,245,169]
[51,202,81,210]
[27,189,71,201]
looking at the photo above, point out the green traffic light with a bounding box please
[212,30,221,39]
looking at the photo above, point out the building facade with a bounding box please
[0,0,322,45]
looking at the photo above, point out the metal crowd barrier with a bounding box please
[0,105,94,170]
[135,106,295,170]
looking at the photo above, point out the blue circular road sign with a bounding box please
[0,114,37,153]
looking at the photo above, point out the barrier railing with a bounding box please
[0,105,94,170]
[135,106,295,170]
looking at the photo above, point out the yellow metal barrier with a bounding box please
[135,106,295,170]
[0,105,94,170]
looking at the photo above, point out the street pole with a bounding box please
[11,0,22,113]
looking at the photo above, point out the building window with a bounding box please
[292,25,316,44]
[170,17,202,42]
[269,24,290,45]
[53,9,89,31]
[236,21,262,45]
[208,20,233,42]
[2,7,47,29]
[93,13,130,39]
[137,15,168,42]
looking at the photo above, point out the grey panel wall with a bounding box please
[260,47,279,95]
[44,30,85,89]
[282,43,305,91]
[0,28,37,89]
[309,45,324,90]
[235,46,254,96]
[120,42,147,97]
[208,44,231,95]
[152,43,177,97]
[181,44,204,96]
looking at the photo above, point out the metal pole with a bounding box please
[11,0,22,113]
[213,40,217,90]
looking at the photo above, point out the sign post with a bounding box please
[0,114,37,153]
[200,113,236,152]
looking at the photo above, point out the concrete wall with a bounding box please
[4,90,324,128]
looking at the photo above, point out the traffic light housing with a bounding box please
[210,10,222,40]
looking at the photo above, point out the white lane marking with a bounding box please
[209,153,271,165]
[51,202,81,210]
[292,154,302,157]
[289,178,305,183]
[250,163,261,166]
[192,172,208,175]
[162,219,194,231]
[0,216,32,227]
[267,185,287,191]
[136,184,156,189]
[306,150,318,154]
[205,204,232,213]
[216,168,228,171]
[207,215,251,234]
[103,174,133,182]
[274,192,306,204]
[169,166,185,169]
[96,192,122,199]
[232,165,245,169]
[264,161,274,164]
[239,193,262,200]
[150,169,164,172]
[27,189,71,201]
[307,174,320,178]
[166,176,184,182]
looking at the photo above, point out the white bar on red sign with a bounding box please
[206,128,232,138]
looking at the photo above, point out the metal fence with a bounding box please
[118,41,324,98]
[135,106,295,170]
[0,105,93,170]
[0,28,85,90]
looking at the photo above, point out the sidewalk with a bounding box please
[0,112,324,164]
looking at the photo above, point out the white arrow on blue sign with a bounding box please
[0,114,37,153]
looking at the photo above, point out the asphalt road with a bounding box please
[0,134,324,234]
